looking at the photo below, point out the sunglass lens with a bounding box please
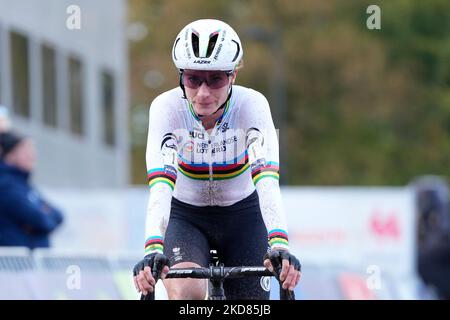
[182,72,230,89]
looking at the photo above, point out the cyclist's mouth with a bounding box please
[196,102,215,108]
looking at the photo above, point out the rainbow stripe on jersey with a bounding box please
[144,236,164,255]
[178,151,249,180]
[147,167,177,190]
[251,162,279,185]
[268,229,289,249]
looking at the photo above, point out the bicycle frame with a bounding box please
[141,264,295,300]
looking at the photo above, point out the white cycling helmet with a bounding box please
[172,19,243,71]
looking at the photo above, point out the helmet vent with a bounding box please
[191,32,200,57]
[173,38,180,60]
[206,33,219,58]
[231,40,240,62]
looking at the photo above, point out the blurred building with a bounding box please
[0,0,129,188]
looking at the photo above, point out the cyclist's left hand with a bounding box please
[263,249,301,291]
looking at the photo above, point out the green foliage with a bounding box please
[129,0,450,186]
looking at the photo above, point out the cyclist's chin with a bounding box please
[194,103,216,115]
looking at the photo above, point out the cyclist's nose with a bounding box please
[196,81,211,97]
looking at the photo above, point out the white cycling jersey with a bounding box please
[144,85,289,255]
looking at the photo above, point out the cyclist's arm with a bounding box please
[243,91,301,291]
[243,91,289,251]
[144,95,179,256]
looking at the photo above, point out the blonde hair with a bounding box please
[235,59,244,71]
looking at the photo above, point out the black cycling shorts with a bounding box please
[163,190,271,300]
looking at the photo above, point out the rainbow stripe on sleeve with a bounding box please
[144,236,164,255]
[251,162,280,185]
[268,229,289,249]
[147,168,176,190]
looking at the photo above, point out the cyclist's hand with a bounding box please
[263,249,301,291]
[132,253,170,295]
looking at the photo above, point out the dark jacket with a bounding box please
[0,161,63,249]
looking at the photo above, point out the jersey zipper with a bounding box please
[207,121,221,205]
[208,137,213,181]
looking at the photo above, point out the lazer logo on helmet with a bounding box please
[193,60,211,64]
[214,44,223,60]
[221,29,227,42]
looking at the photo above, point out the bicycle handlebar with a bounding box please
[140,265,295,300]
[166,266,273,279]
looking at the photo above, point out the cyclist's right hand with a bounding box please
[132,253,170,295]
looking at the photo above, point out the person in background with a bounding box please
[415,177,450,299]
[0,131,64,249]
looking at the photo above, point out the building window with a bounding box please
[102,71,115,146]
[10,30,30,118]
[68,56,84,135]
[42,44,57,127]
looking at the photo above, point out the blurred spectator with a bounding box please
[0,105,12,133]
[0,131,63,249]
[413,176,450,299]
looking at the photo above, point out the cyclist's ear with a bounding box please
[231,70,238,84]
